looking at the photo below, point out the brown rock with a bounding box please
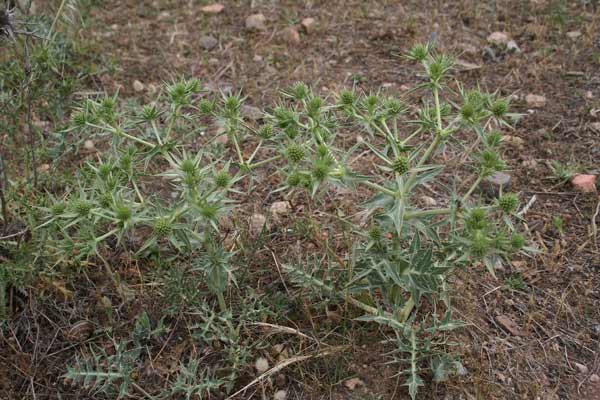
[254,357,269,374]
[199,35,218,50]
[37,163,50,173]
[246,13,267,31]
[525,94,546,108]
[496,315,523,336]
[487,31,510,45]
[273,390,287,400]
[270,201,291,218]
[133,80,145,92]
[281,26,300,44]
[200,3,224,14]
[344,377,365,391]
[502,135,525,149]
[571,174,597,193]
[575,362,589,375]
[300,17,316,34]
[83,140,95,151]
[67,321,93,341]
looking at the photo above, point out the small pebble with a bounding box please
[83,140,95,151]
[571,174,597,193]
[133,80,145,92]
[301,17,316,34]
[200,3,224,14]
[525,94,546,108]
[487,31,510,45]
[199,35,218,50]
[246,14,267,31]
[273,390,287,400]
[255,357,269,374]
[281,26,300,44]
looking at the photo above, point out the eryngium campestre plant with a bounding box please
[276,45,529,398]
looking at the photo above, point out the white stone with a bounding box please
[487,31,510,45]
[255,357,269,374]
[526,94,546,108]
[273,390,287,400]
[246,14,267,31]
[133,80,145,92]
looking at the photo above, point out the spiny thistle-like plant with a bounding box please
[274,44,529,398]
[64,340,141,399]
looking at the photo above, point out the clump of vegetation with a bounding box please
[1,3,531,398]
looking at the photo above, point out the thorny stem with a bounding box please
[248,154,282,169]
[230,133,246,166]
[0,152,8,227]
[462,175,483,203]
[404,208,452,219]
[217,292,227,314]
[87,123,156,149]
[23,35,38,188]
[360,179,397,197]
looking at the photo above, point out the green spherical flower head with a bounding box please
[285,144,305,164]
[115,205,132,223]
[316,144,329,158]
[470,230,491,258]
[51,203,66,216]
[384,98,405,118]
[498,193,519,213]
[493,230,510,252]
[486,131,502,148]
[167,82,189,106]
[141,105,160,122]
[198,202,218,220]
[510,233,525,251]
[99,192,113,208]
[427,61,444,81]
[119,154,133,172]
[287,172,301,187]
[97,163,113,179]
[74,200,92,217]
[214,170,231,188]
[460,102,476,121]
[391,156,410,175]
[490,100,509,117]
[312,160,330,181]
[368,225,382,242]
[223,95,240,113]
[466,208,488,231]
[100,97,116,114]
[199,99,214,114]
[306,96,322,117]
[407,43,429,62]
[180,159,197,175]
[362,95,379,113]
[301,175,313,188]
[290,82,309,101]
[185,78,200,94]
[466,90,484,107]
[479,150,504,173]
[338,90,356,108]
[257,124,273,139]
[71,110,88,128]
[153,217,172,237]
[273,106,297,130]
